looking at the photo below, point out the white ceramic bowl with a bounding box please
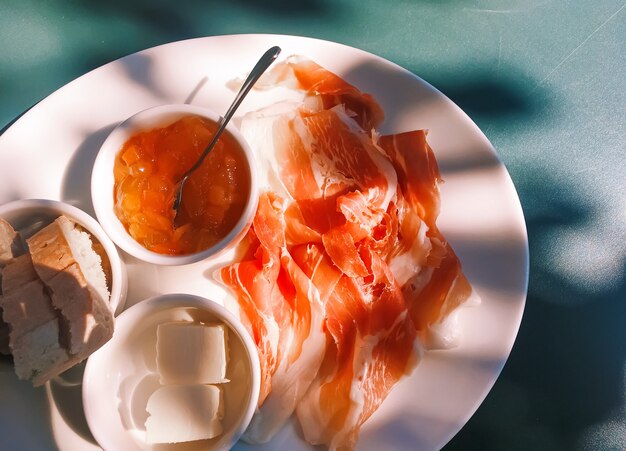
[91,104,258,266]
[0,198,127,315]
[82,293,261,451]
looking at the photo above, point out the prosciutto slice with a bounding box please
[218,56,476,449]
[379,132,473,335]
[294,245,420,450]
[254,55,384,131]
[241,82,397,280]
[218,192,327,443]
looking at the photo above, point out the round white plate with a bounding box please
[0,34,528,451]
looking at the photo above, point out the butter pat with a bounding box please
[156,322,228,384]
[145,384,223,444]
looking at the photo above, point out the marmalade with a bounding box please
[113,115,250,255]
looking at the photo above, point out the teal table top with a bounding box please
[1,1,624,450]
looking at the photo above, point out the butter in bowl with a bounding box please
[82,293,260,451]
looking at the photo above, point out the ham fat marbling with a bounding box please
[216,56,476,450]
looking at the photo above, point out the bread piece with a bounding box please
[27,215,113,356]
[1,273,111,386]
[1,253,38,295]
[46,263,113,355]
[25,217,75,282]
[27,216,109,303]
[0,279,59,340]
[0,217,23,354]
[11,318,69,383]
[10,312,99,387]
[31,345,84,386]
[0,218,23,266]
[0,276,72,384]
[0,254,41,355]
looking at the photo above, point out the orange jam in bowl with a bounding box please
[113,114,252,256]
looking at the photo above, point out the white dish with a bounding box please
[82,293,260,451]
[91,104,258,266]
[0,34,528,450]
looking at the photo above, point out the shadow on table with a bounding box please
[426,70,542,122]
[0,364,56,449]
[446,163,626,450]
[80,0,328,17]
[229,0,329,14]
[76,0,329,60]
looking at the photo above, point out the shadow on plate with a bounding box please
[61,123,118,218]
[361,408,463,451]
[48,355,98,445]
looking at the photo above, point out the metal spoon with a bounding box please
[172,45,281,221]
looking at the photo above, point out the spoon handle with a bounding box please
[184,46,281,177]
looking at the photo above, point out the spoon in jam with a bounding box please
[172,45,281,222]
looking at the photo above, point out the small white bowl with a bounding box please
[0,198,127,315]
[82,293,260,451]
[91,104,258,266]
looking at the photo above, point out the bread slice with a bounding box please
[0,253,68,340]
[0,269,112,386]
[1,253,38,295]
[46,263,113,355]
[0,278,58,338]
[0,217,23,355]
[0,253,41,355]
[0,217,23,266]
[11,318,69,383]
[0,275,69,384]
[27,215,113,356]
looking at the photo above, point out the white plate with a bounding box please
[0,34,528,450]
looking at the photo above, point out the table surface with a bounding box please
[1,1,624,450]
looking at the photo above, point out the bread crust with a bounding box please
[26,218,76,283]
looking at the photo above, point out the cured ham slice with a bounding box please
[218,56,476,449]
[241,102,397,280]
[254,55,384,131]
[295,245,420,450]
[378,132,474,335]
[218,192,328,443]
